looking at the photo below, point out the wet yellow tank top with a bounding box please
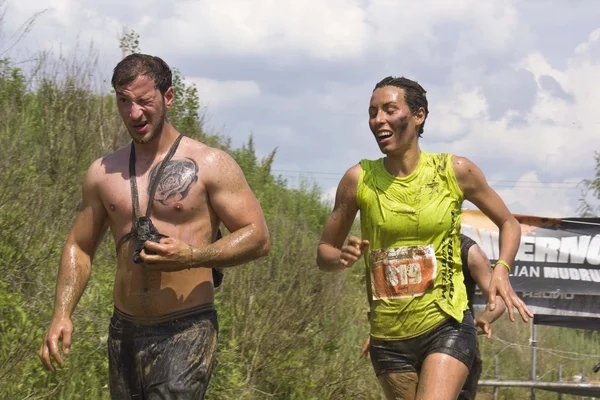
[357,151,468,340]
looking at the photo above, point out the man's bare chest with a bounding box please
[100,156,208,225]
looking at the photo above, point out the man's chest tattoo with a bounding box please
[148,157,199,205]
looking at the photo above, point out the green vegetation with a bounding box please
[1,31,599,400]
[579,152,600,217]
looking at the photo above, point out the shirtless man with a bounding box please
[38,54,270,399]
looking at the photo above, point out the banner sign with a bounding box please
[461,210,600,329]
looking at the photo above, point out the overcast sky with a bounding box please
[4,0,600,218]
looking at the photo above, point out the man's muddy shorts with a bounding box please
[369,310,477,376]
[108,303,218,400]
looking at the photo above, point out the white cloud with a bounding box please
[454,1,522,57]
[186,77,261,108]
[492,171,582,218]
[6,0,526,64]
[574,28,600,58]
[431,29,600,182]
[365,0,523,61]
[150,0,368,60]
[428,84,488,140]
[3,1,120,56]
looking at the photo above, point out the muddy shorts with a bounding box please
[107,303,218,400]
[369,310,477,376]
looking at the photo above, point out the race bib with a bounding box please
[370,244,437,300]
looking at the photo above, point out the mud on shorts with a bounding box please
[369,310,477,376]
[108,303,218,400]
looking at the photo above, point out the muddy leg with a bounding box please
[377,371,419,400]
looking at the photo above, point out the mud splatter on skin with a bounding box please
[387,113,410,139]
[378,372,419,399]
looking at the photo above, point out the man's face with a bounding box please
[368,86,422,155]
[115,75,173,144]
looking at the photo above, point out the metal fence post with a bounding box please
[531,322,538,400]
[494,355,499,400]
[581,366,585,400]
[558,364,562,400]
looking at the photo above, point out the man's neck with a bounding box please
[133,123,180,162]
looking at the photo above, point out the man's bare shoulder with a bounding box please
[182,137,239,172]
[82,145,130,187]
[99,144,130,170]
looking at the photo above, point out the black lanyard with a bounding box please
[129,134,183,220]
[115,135,183,253]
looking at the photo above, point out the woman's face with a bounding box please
[368,86,422,155]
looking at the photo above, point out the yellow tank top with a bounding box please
[357,151,468,340]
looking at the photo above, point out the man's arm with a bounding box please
[317,164,366,272]
[453,156,532,322]
[467,243,506,335]
[190,149,270,267]
[39,160,108,372]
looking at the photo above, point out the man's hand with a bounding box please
[360,336,371,360]
[487,266,533,323]
[140,237,195,271]
[39,317,73,372]
[475,314,493,339]
[340,236,369,268]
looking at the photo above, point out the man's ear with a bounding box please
[164,86,174,109]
